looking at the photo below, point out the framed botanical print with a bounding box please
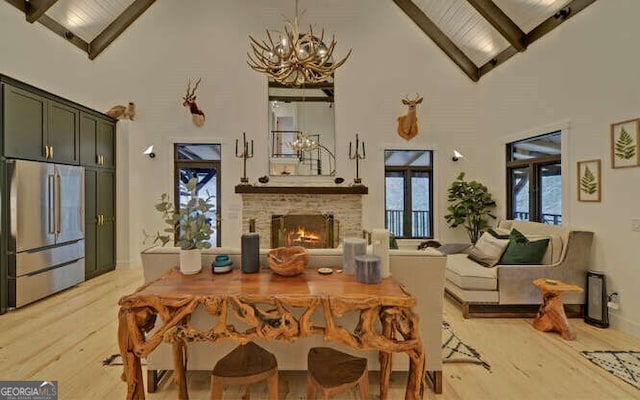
[610,118,640,168]
[577,159,601,202]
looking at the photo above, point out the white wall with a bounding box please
[1,0,638,336]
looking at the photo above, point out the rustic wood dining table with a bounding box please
[117,267,426,399]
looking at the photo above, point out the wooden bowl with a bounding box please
[267,246,309,276]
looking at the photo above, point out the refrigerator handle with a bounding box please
[55,172,62,234]
[48,174,56,234]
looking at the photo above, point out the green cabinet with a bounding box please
[80,112,115,168]
[3,83,79,164]
[84,168,116,279]
[1,75,117,288]
[80,112,116,279]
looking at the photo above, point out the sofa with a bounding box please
[140,243,447,393]
[444,220,594,318]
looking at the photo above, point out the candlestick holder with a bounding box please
[348,133,366,185]
[235,132,254,184]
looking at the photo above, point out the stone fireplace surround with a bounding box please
[236,185,367,248]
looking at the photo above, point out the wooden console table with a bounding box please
[117,267,425,399]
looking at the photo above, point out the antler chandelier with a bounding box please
[247,2,351,86]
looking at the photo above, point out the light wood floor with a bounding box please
[0,268,638,399]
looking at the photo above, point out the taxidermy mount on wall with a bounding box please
[183,78,205,127]
[397,94,423,141]
[106,102,135,120]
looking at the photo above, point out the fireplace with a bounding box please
[271,211,337,249]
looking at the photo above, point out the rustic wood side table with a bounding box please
[532,278,584,340]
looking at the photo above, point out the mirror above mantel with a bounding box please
[268,80,335,176]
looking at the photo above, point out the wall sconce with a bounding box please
[143,145,155,158]
[452,150,464,162]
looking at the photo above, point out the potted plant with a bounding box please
[444,172,497,244]
[145,177,216,274]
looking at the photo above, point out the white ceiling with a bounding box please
[45,0,134,42]
[11,0,595,80]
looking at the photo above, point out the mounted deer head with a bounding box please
[397,93,423,141]
[183,78,205,127]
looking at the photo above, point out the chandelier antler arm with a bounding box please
[309,47,351,75]
[247,9,351,85]
[248,35,273,54]
[273,67,297,83]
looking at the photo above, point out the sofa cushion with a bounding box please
[517,233,562,265]
[467,232,510,267]
[496,221,565,265]
[488,227,511,238]
[499,228,550,264]
[446,254,498,290]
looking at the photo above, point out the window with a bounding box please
[506,132,561,225]
[384,150,433,238]
[174,144,221,246]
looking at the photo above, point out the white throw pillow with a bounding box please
[467,232,510,267]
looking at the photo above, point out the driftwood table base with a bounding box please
[118,267,425,400]
[532,278,583,340]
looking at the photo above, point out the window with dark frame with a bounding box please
[384,150,433,238]
[506,132,562,225]
[174,143,222,247]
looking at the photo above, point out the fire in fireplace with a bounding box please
[271,211,337,249]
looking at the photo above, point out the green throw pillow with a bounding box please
[499,228,550,264]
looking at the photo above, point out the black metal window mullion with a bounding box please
[403,169,413,238]
[506,132,561,224]
[173,144,222,247]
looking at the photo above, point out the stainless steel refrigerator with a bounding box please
[7,159,85,308]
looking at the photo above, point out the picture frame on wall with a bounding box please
[577,159,601,202]
[610,118,640,168]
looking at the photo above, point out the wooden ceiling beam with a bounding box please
[36,14,89,53]
[466,0,526,51]
[25,0,58,23]
[478,46,516,78]
[478,0,598,79]
[5,0,87,52]
[393,0,479,82]
[88,0,156,60]
[5,0,26,12]
[527,0,598,44]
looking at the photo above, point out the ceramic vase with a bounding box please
[241,233,260,273]
[343,237,367,275]
[180,248,202,275]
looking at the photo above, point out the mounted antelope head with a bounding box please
[397,93,423,141]
[183,78,205,127]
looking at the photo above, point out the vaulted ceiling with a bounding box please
[5,0,597,81]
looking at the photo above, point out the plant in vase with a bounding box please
[444,172,497,244]
[144,177,216,274]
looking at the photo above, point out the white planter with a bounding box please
[180,249,202,275]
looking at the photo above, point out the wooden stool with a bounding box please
[306,347,369,400]
[210,342,278,400]
[532,278,584,340]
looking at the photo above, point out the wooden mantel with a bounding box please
[234,185,368,195]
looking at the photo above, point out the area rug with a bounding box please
[581,350,640,389]
[442,321,490,371]
[102,354,146,366]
